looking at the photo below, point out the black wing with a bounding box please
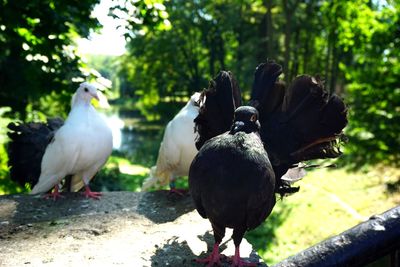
[194,71,242,150]
[7,117,64,188]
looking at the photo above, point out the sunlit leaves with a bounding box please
[0,0,101,117]
[110,0,171,39]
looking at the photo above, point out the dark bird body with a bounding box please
[190,106,275,266]
[189,61,348,266]
[7,118,64,189]
[190,128,275,234]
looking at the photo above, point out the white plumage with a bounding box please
[142,92,201,191]
[30,82,113,198]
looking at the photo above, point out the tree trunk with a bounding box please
[290,29,300,80]
[234,0,244,83]
[263,0,274,58]
[282,0,300,83]
[324,29,332,89]
[208,28,216,76]
[302,0,314,74]
[283,0,291,83]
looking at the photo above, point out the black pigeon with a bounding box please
[189,61,347,266]
[7,118,64,189]
[189,105,275,266]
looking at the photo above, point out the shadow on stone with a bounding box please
[150,237,197,266]
[137,190,195,224]
[0,192,141,225]
[150,231,266,267]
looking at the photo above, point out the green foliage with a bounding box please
[0,0,101,118]
[0,108,25,194]
[114,0,400,169]
[91,155,149,192]
[111,0,171,36]
[116,0,265,115]
[245,201,291,263]
[339,2,400,168]
[83,55,121,99]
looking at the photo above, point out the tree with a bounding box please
[340,1,400,167]
[0,0,101,118]
[115,0,400,167]
[115,0,268,118]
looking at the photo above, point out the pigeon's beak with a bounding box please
[93,91,111,109]
[91,92,100,101]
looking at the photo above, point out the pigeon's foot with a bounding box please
[168,188,188,196]
[229,247,257,267]
[168,180,188,196]
[194,243,222,266]
[82,186,102,200]
[43,186,64,201]
[43,192,64,201]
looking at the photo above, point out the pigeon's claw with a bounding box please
[168,188,188,196]
[42,185,64,201]
[229,247,257,267]
[194,243,222,266]
[43,192,64,201]
[82,185,102,200]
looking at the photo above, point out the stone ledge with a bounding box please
[0,191,266,266]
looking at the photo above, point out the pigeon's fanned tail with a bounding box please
[250,62,348,195]
[249,59,284,118]
[7,118,64,189]
[194,71,242,150]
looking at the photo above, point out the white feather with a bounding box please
[31,82,113,194]
[281,165,307,184]
[142,92,201,190]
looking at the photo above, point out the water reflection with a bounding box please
[101,108,164,166]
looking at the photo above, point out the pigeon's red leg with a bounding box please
[168,188,188,196]
[82,185,102,200]
[195,243,222,266]
[168,180,188,196]
[229,246,257,267]
[43,185,64,201]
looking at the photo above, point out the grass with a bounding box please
[90,155,150,192]
[246,166,400,265]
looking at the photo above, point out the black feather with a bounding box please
[194,71,241,150]
[250,63,348,195]
[249,59,284,118]
[7,118,64,188]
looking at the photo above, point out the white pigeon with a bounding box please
[30,82,113,199]
[142,92,201,193]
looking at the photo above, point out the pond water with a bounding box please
[102,108,164,167]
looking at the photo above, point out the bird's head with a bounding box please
[230,106,261,134]
[72,82,100,107]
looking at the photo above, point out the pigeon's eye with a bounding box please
[84,88,88,92]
